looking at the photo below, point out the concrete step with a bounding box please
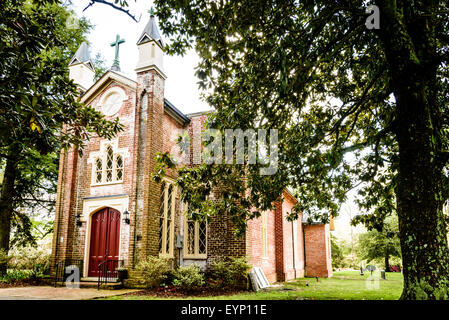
[55,280,123,290]
[80,277,119,283]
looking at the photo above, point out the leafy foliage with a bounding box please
[331,235,345,269]
[135,256,173,288]
[92,52,108,81]
[0,269,40,283]
[208,257,251,289]
[8,246,51,275]
[356,216,401,270]
[148,0,449,298]
[173,264,205,290]
[0,249,8,268]
[0,0,123,267]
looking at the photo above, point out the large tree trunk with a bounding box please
[0,156,18,275]
[384,254,390,272]
[394,87,449,299]
[377,0,449,300]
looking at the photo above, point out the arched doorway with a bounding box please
[88,207,121,277]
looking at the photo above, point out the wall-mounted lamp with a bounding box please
[123,210,130,225]
[75,214,82,227]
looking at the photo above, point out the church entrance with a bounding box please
[88,207,121,277]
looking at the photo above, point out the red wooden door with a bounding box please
[88,207,121,277]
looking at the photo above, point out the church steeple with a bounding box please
[68,42,95,91]
[136,10,164,47]
[135,10,165,78]
[69,42,94,70]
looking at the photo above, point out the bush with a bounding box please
[173,264,205,291]
[0,269,35,283]
[8,246,51,275]
[0,249,9,267]
[209,257,251,289]
[135,256,173,288]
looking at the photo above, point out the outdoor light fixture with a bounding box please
[123,210,130,224]
[75,214,82,227]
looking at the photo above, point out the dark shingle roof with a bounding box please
[137,15,164,47]
[69,42,94,71]
[164,98,190,125]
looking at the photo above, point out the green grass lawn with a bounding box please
[103,271,403,300]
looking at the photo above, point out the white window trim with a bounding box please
[88,139,129,186]
[159,178,176,258]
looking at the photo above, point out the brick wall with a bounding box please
[303,223,333,278]
[281,192,305,280]
[51,69,331,284]
[247,208,277,283]
[246,191,305,283]
[51,77,138,276]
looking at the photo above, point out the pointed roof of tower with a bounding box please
[69,42,95,71]
[137,13,164,47]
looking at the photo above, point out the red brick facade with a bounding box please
[303,224,333,278]
[51,19,332,284]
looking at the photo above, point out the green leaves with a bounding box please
[356,215,401,265]
[150,1,449,237]
[0,0,122,248]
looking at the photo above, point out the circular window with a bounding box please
[102,92,123,116]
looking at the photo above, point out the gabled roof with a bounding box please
[69,42,95,71]
[79,70,190,126]
[80,70,137,104]
[137,15,164,47]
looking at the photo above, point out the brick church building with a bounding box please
[51,14,332,285]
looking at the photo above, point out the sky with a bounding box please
[69,0,363,241]
[71,0,211,114]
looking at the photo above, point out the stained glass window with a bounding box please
[116,155,123,181]
[159,182,166,254]
[261,212,268,257]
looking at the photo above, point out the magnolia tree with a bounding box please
[149,0,449,300]
[79,0,448,299]
[0,0,122,274]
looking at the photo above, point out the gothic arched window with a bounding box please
[106,145,114,182]
[116,155,123,181]
[91,142,125,185]
[95,158,103,183]
[159,181,176,257]
[261,211,268,257]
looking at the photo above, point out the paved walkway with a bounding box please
[0,286,137,300]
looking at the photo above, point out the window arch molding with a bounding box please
[88,139,129,186]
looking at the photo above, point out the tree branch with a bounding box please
[83,0,141,23]
[340,124,393,154]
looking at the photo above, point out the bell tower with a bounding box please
[68,42,95,91]
[131,11,167,264]
[135,11,165,78]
